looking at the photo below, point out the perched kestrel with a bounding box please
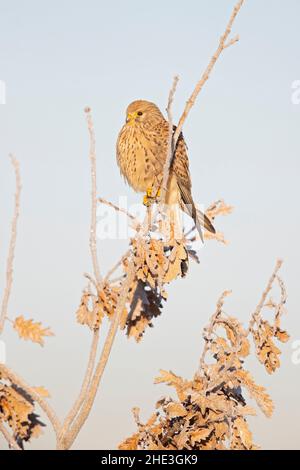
[116,100,215,239]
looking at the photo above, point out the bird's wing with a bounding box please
[172,131,215,236]
[171,132,194,212]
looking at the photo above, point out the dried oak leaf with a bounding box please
[252,320,283,374]
[165,402,187,419]
[206,200,234,220]
[232,417,253,450]
[235,369,274,417]
[218,317,250,358]
[0,383,45,448]
[155,370,192,402]
[13,316,54,346]
[203,200,233,244]
[77,284,121,330]
[118,433,139,450]
[163,242,188,283]
[274,327,289,343]
[124,280,164,342]
[132,238,167,288]
[76,292,96,329]
[190,427,213,446]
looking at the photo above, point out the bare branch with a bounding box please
[83,272,98,290]
[173,0,244,144]
[98,196,141,231]
[85,107,102,286]
[104,249,130,283]
[160,75,179,202]
[247,259,283,335]
[198,290,232,371]
[0,155,21,335]
[224,34,240,49]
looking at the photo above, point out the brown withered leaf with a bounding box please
[76,292,96,329]
[131,238,166,287]
[237,405,257,417]
[32,386,50,398]
[218,317,250,358]
[214,421,230,440]
[76,285,121,330]
[274,327,289,343]
[165,402,187,419]
[13,316,54,346]
[233,417,253,450]
[118,433,139,450]
[164,242,188,283]
[202,200,233,244]
[204,230,228,244]
[190,427,213,445]
[124,280,164,342]
[206,200,234,220]
[235,369,274,417]
[97,284,120,320]
[252,320,283,374]
[0,384,45,448]
[154,370,184,387]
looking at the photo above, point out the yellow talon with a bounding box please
[146,187,153,197]
[143,195,151,207]
[143,187,161,206]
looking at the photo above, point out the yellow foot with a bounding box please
[146,187,153,198]
[143,194,152,207]
[143,187,161,206]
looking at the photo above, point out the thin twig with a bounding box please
[98,197,141,231]
[198,290,232,372]
[247,259,283,335]
[173,0,244,145]
[160,75,179,202]
[0,156,21,335]
[85,107,102,286]
[0,422,22,451]
[104,249,131,283]
[83,272,98,290]
[0,364,61,439]
[224,34,240,49]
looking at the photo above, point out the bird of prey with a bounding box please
[116,100,215,239]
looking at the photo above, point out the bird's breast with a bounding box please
[117,126,164,193]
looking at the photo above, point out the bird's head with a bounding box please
[125,100,164,127]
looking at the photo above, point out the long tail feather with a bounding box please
[196,209,216,234]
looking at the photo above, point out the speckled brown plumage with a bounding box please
[116,100,215,236]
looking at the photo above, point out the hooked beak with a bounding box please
[126,111,138,124]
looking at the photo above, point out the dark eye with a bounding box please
[137,111,143,116]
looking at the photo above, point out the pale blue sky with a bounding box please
[1,0,300,449]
